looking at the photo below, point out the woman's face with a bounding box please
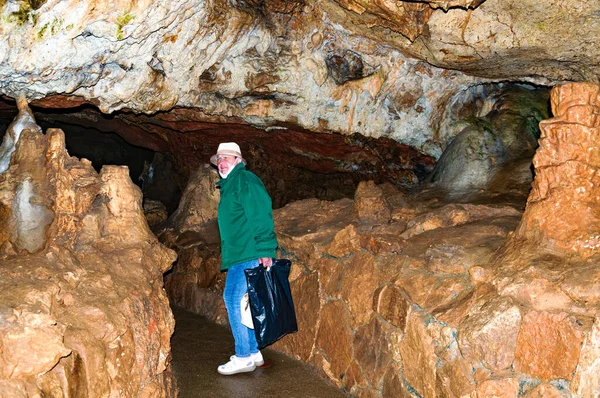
[217,155,241,178]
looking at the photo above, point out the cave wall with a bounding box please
[0,101,177,396]
[0,0,598,396]
[1,0,597,160]
[0,97,438,211]
[160,83,600,397]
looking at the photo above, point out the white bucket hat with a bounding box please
[210,142,246,166]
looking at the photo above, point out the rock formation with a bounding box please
[0,101,177,396]
[0,0,599,396]
[429,84,549,195]
[163,83,600,397]
[0,0,598,158]
[514,83,600,257]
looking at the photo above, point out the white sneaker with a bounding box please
[229,351,264,367]
[217,356,256,375]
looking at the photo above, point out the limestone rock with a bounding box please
[425,244,472,274]
[158,164,220,246]
[0,95,42,174]
[315,300,354,387]
[457,295,521,372]
[572,317,600,397]
[276,198,355,264]
[158,176,225,324]
[514,311,586,381]
[353,315,395,388]
[354,180,391,225]
[382,364,412,398]
[399,310,437,398]
[475,376,520,398]
[429,85,549,195]
[523,382,571,398]
[0,111,176,396]
[0,303,71,379]
[433,283,495,327]
[143,199,168,230]
[324,224,362,258]
[3,0,598,162]
[359,222,406,255]
[420,0,600,83]
[495,260,585,314]
[342,360,370,396]
[0,0,482,159]
[372,284,409,330]
[272,271,321,362]
[396,269,472,313]
[326,251,380,326]
[514,83,600,257]
[429,124,505,191]
[435,353,476,398]
[401,203,520,239]
[331,0,433,41]
[164,246,226,324]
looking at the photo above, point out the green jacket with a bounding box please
[216,163,278,270]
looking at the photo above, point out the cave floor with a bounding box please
[170,305,347,398]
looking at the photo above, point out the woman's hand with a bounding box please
[258,257,273,268]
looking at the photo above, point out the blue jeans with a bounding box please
[223,259,260,358]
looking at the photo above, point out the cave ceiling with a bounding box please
[0,0,598,181]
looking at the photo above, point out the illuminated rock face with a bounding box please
[515,83,600,257]
[163,84,600,397]
[0,102,177,397]
[0,0,598,159]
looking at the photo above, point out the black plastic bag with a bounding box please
[244,259,298,349]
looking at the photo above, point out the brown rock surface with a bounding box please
[457,295,521,372]
[514,311,586,381]
[324,224,362,258]
[272,271,321,362]
[475,376,520,398]
[382,364,412,398]
[354,180,391,225]
[572,317,600,397]
[353,315,395,388]
[515,83,600,257]
[372,284,410,330]
[435,354,476,398]
[143,199,169,230]
[315,300,355,387]
[162,85,600,398]
[0,104,176,396]
[326,251,380,326]
[160,164,220,236]
[523,382,570,398]
[399,310,437,398]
